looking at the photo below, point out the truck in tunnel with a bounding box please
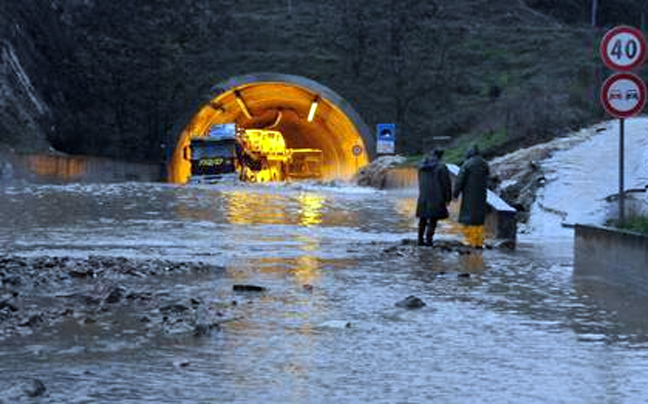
[186,125,238,183]
[186,123,324,184]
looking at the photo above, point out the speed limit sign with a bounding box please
[600,25,647,71]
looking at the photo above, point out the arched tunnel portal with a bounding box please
[168,73,374,184]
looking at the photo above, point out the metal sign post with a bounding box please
[600,26,647,225]
[619,118,625,224]
[600,73,647,225]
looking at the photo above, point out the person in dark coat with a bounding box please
[453,145,490,247]
[416,148,452,246]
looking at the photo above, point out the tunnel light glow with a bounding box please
[234,91,252,119]
[307,97,319,123]
[169,80,371,184]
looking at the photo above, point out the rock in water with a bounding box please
[25,379,46,398]
[105,286,125,304]
[395,295,426,309]
[233,284,266,292]
[316,320,352,329]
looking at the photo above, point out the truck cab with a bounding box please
[187,124,238,183]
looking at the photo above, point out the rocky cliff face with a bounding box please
[0,1,645,162]
[0,3,51,152]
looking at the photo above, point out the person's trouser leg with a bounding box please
[425,219,437,245]
[418,218,427,245]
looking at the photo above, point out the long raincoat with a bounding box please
[416,157,452,220]
[453,153,490,225]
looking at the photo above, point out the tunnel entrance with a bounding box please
[168,73,373,184]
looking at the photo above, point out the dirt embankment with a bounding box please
[488,123,607,221]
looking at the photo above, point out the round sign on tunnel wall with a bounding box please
[600,72,647,118]
[600,25,647,71]
[352,145,363,156]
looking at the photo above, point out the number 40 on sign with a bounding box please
[600,25,647,71]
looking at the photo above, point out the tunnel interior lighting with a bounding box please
[170,80,371,184]
[209,101,225,113]
[234,90,252,119]
[307,96,319,123]
[269,110,283,129]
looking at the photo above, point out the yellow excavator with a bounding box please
[237,129,323,182]
[237,129,290,182]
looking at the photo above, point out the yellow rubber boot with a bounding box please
[463,225,484,248]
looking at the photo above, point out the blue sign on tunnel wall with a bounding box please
[376,123,396,155]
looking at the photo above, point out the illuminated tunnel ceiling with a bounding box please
[169,74,374,184]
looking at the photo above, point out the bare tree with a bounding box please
[332,0,369,79]
[386,0,450,151]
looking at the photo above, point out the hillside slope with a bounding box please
[1,0,647,162]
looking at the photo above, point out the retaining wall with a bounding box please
[574,224,648,295]
[1,152,161,183]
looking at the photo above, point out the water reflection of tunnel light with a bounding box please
[234,90,252,119]
[298,193,325,226]
[225,190,288,225]
[307,96,319,123]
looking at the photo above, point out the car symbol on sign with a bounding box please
[626,89,639,100]
[610,90,623,100]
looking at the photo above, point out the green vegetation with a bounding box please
[444,130,509,165]
[399,154,425,167]
[609,216,648,235]
[399,128,508,167]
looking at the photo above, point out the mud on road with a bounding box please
[0,255,236,342]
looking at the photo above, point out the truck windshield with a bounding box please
[190,140,235,160]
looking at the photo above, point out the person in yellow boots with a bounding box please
[453,145,490,248]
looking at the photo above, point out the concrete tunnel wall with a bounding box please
[168,73,375,184]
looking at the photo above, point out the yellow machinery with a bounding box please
[285,149,323,180]
[237,129,324,183]
[238,129,291,182]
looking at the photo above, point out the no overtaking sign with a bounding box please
[601,72,647,119]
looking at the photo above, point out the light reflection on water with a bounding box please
[0,181,647,402]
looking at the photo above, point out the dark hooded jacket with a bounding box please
[416,156,452,220]
[453,148,490,225]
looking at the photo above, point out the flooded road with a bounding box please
[1,179,648,403]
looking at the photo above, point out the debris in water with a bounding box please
[24,378,47,398]
[395,295,426,309]
[233,284,267,292]
[316,320,351,329]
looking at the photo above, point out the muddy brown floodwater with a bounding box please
[1,180,648,403]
